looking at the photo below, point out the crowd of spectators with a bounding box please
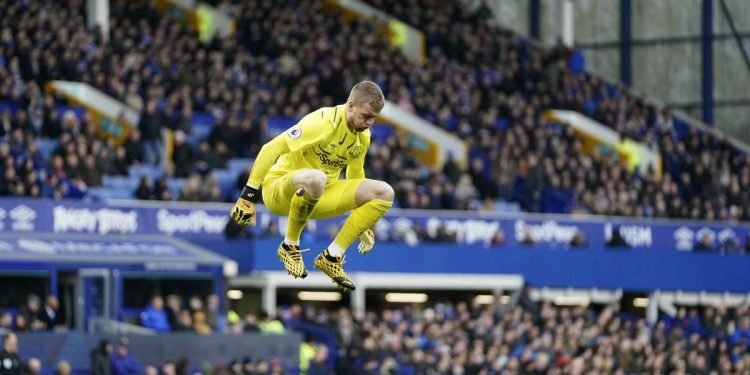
[0,294,67,333]
[5,289,750,374]
[138,294,228,335]
[0,0,749,222]
[90,347,293,375]
[275,290,750,374]
[125,287,750,374]
[362,0,750,220]
[1,331,291,375]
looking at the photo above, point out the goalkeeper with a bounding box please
[230,81,394,291]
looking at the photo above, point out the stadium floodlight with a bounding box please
[474,295,511,305]
[553,296,590,306]
[385,293,428,303]
[633,298,649,308]
[227,290,244,300]
[298,291,342,301]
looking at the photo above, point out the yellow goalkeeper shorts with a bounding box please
[262,171,364,219]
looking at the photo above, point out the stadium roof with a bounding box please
[0,232,234,274]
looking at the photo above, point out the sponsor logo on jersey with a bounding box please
[318,154,347,169]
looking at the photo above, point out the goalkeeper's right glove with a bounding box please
[230,185,259,226]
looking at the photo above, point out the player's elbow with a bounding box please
[261,135,290,156]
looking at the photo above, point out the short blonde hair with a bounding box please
[348,81,385,111]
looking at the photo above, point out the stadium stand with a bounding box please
[4,288,750,374]
[2,0,749,221]
[1,0,750,373]
[359,0,750,221]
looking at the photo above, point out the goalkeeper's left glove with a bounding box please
[357,228,375,254]
[230,185,259,227]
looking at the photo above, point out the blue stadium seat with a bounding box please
[167,178,186,199]
[102,175,140,191]
[211,169,236,197]
[227,158,254,173]
[494,200,522,213]
[128,165,166,180]
[36,138,59,160]
[88,187,134,200]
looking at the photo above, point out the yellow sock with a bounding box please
[331,199,392,255]
[286,190,319,244]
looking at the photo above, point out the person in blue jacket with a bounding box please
[140,296,170,332]
[111,344,142,375]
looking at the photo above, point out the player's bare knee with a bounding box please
[301,170,327,196]
[374,181,394,201]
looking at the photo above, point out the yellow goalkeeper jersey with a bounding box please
[251,105,370,188]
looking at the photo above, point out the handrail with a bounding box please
[88,318,157,335]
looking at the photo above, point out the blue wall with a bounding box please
[17,332,301,372]
[250,239,750,292]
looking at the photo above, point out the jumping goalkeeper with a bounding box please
[230,81,394,291]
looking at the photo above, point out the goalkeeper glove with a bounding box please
[230,185,259,226]
[357,228,375,254]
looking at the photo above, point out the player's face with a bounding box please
[347,102,380,132]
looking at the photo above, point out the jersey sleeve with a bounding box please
[246,110,334,188]
[246,133,291,188]
[346,130,371,180]
[283,111,334,152]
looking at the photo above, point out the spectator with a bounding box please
[39,295,66,331]
[160,361,176,375]
[243,314,260,333]
[307,345,333,375]
[607,226,630,248]
[569,230,588,248]
[140,296,170,332]
[174,311,193,332]
[153,176,172,201]
[122,130,144,167]
[486,227,505,247]
[258,312,284,334]
[79,155,102,187]
[91,339,113,375]
[720,234,741,253]
[205,294,223,332]
[0,332,23,375]
[695,233,715,252]
[188,296,204,314]
[110,345,143,375]
[138,100,164,166]
[17,294,45,331]
[134,176,154,200]
[171,130,193,178]
[56,360,71,375]
[178,174,203,202]
[27,358,41,375]
[164,295,182,330]
[192,311,212,335]
[0,312,12,331]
